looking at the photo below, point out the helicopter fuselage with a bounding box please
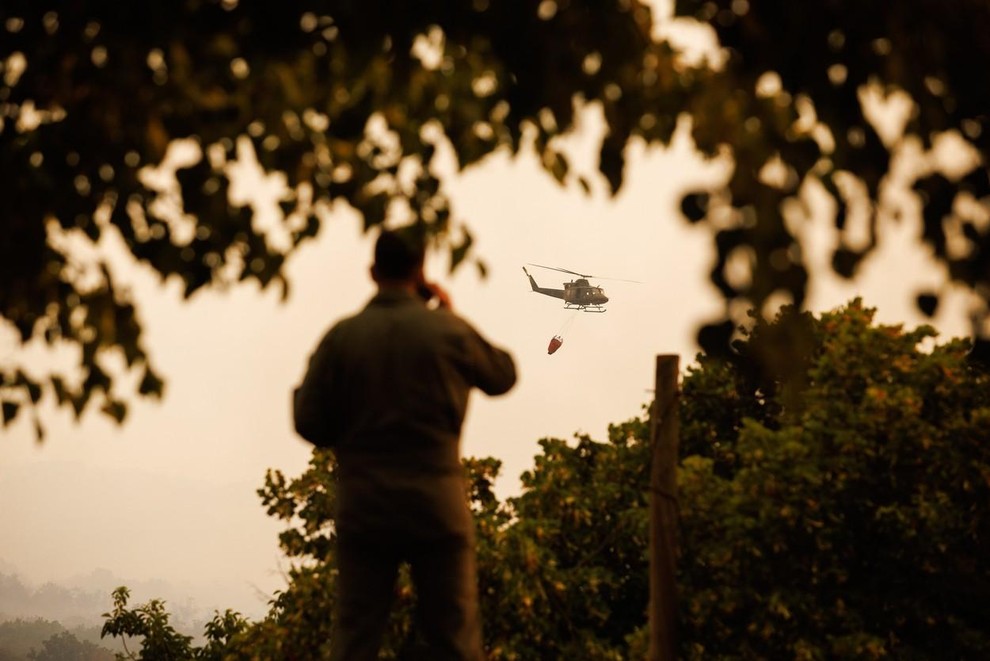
[523,268,609,311]
[563,279,609,309]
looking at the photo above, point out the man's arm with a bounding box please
[464,327,517,396]
[427,282,516,396]
[293,331,338,447]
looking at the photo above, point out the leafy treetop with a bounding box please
[100,299,990,658]
[3,0,989,433]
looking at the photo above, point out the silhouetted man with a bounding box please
[293,228,517,660]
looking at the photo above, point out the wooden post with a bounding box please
[648,354,680,661]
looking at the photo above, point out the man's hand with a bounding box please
[423,282,452,310]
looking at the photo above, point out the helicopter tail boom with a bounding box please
[523,267,566,300]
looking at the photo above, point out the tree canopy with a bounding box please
[0,619,115,661]
[3,0,989,430]
[101,300,990,658]
[677,300,990,657]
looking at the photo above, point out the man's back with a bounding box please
[294,287,516,538]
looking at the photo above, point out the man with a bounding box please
[293,228,517,660]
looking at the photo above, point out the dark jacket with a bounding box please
[293,288,516,538]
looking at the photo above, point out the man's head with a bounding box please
[371,228,426,284]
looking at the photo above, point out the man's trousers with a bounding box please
[329,530,484,661]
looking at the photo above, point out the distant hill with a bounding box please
[0,570,220,655]
[0,574,111,629]
[0,618,118,660]
[0,570,218,631]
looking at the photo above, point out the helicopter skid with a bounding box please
[565,303,607,313]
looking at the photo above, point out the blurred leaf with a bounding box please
[697,318,735,358]
[51,376,68,406]
[680,192,709,223]
[450,230,474,273]
[101,400,128,424]
[16,369,42,404]
[831,246,863,279]
[599,135,626,195]
[546,150,569,185]
[917,292,939,317]
[139,372,166,406]
[2,401,19,426]
[70,390,91,419]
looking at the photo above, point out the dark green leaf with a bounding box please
[680,192,709,223]
[916,292,939,317]
[101,400,128,424]
[2,401,19,426]
[138,368,165,399]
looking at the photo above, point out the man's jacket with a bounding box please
[293,288,516,539]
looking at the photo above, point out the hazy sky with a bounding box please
[0,9,979,622]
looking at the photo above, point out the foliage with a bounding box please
[0,574,134,634]
[677,0,990,332]
[5,1,989,433]
[103,299,990,658]
[677,299,990,658]
[230,442,656,660]
[675,0,990,365]
[0,0,681,433]
[479,425,652,660]
[27,631,114,661]
[97,426,655,660]
[100,587,248,661]
[0,619,115,661]
[0,619,62,661]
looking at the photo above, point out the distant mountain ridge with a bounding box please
[0,617,118,660]
[0,568,212,630]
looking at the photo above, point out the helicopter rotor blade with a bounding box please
[526,263,642,283]
[593,276,644,284]
[526,263,593,278]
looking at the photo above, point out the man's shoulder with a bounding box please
[345,297,477,336]
[426,307,479,333]
[318,310,364,343]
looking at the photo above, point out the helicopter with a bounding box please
[522,263,640,313]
